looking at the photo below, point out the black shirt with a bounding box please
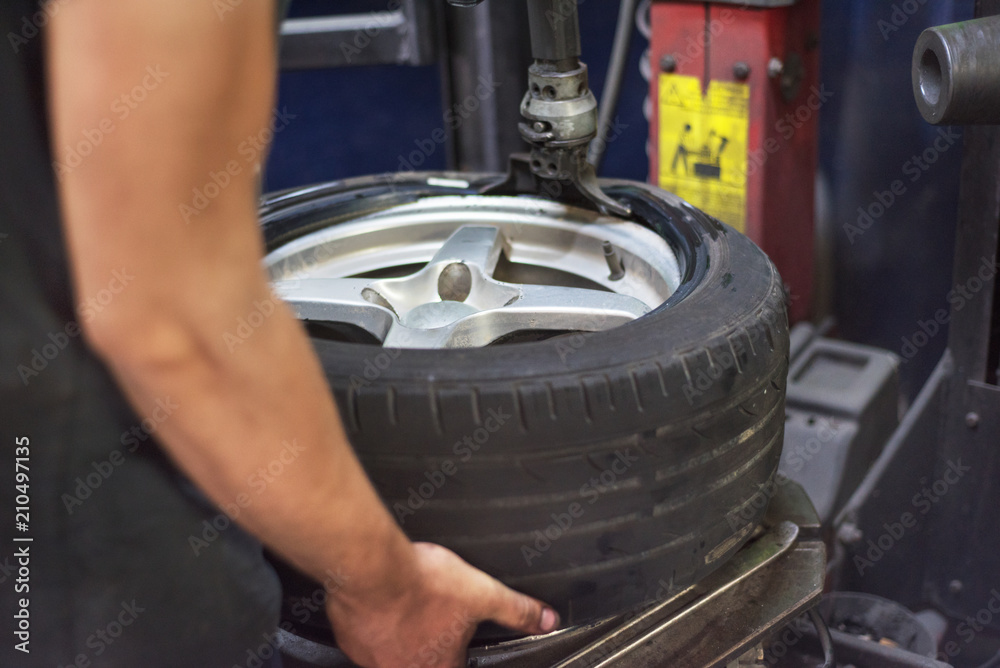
[0,3,281,665]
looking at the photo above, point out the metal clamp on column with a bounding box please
[448,0,631,217]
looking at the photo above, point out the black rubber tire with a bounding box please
[260,173,789,628]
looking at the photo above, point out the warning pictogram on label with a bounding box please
[658,74,750,232]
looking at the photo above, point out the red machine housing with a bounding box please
[648,0,820,323]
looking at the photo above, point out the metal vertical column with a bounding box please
[923,0,1000,622]
[438,0,532,171]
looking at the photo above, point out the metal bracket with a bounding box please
[279,0,437,70]
[275,481,826,668]
[481,152,631,218]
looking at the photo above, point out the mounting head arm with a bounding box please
[447,0,631,217]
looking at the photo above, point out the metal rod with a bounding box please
[527,0,582,66]
[912,15,1000,124]
[588,0,637,169]
[833,354,949,530]
[603,241,626,280]
[808,607,836,668]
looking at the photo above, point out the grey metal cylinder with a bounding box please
[912,16,1000,125]
[527,0,582,64]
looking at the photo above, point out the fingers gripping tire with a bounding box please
[261,174,790,627]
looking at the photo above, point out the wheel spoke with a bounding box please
[272,278,395,341]
[380,285,650,349]
[428,225,506,276]
[510,284,649,320]
[464,284,651,340]
[380,323,456,349]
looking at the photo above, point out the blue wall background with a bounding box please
[265,0,650,190]
[817,0,973,399]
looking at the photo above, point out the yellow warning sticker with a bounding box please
[658,74,750,232]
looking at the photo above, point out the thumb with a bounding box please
[481,579,560,636]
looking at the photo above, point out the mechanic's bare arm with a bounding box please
[47,1,556,664]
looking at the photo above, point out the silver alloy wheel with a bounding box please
[262,173,789,632]
[264,195,682,349]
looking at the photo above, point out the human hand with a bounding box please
[326,542,559,668]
